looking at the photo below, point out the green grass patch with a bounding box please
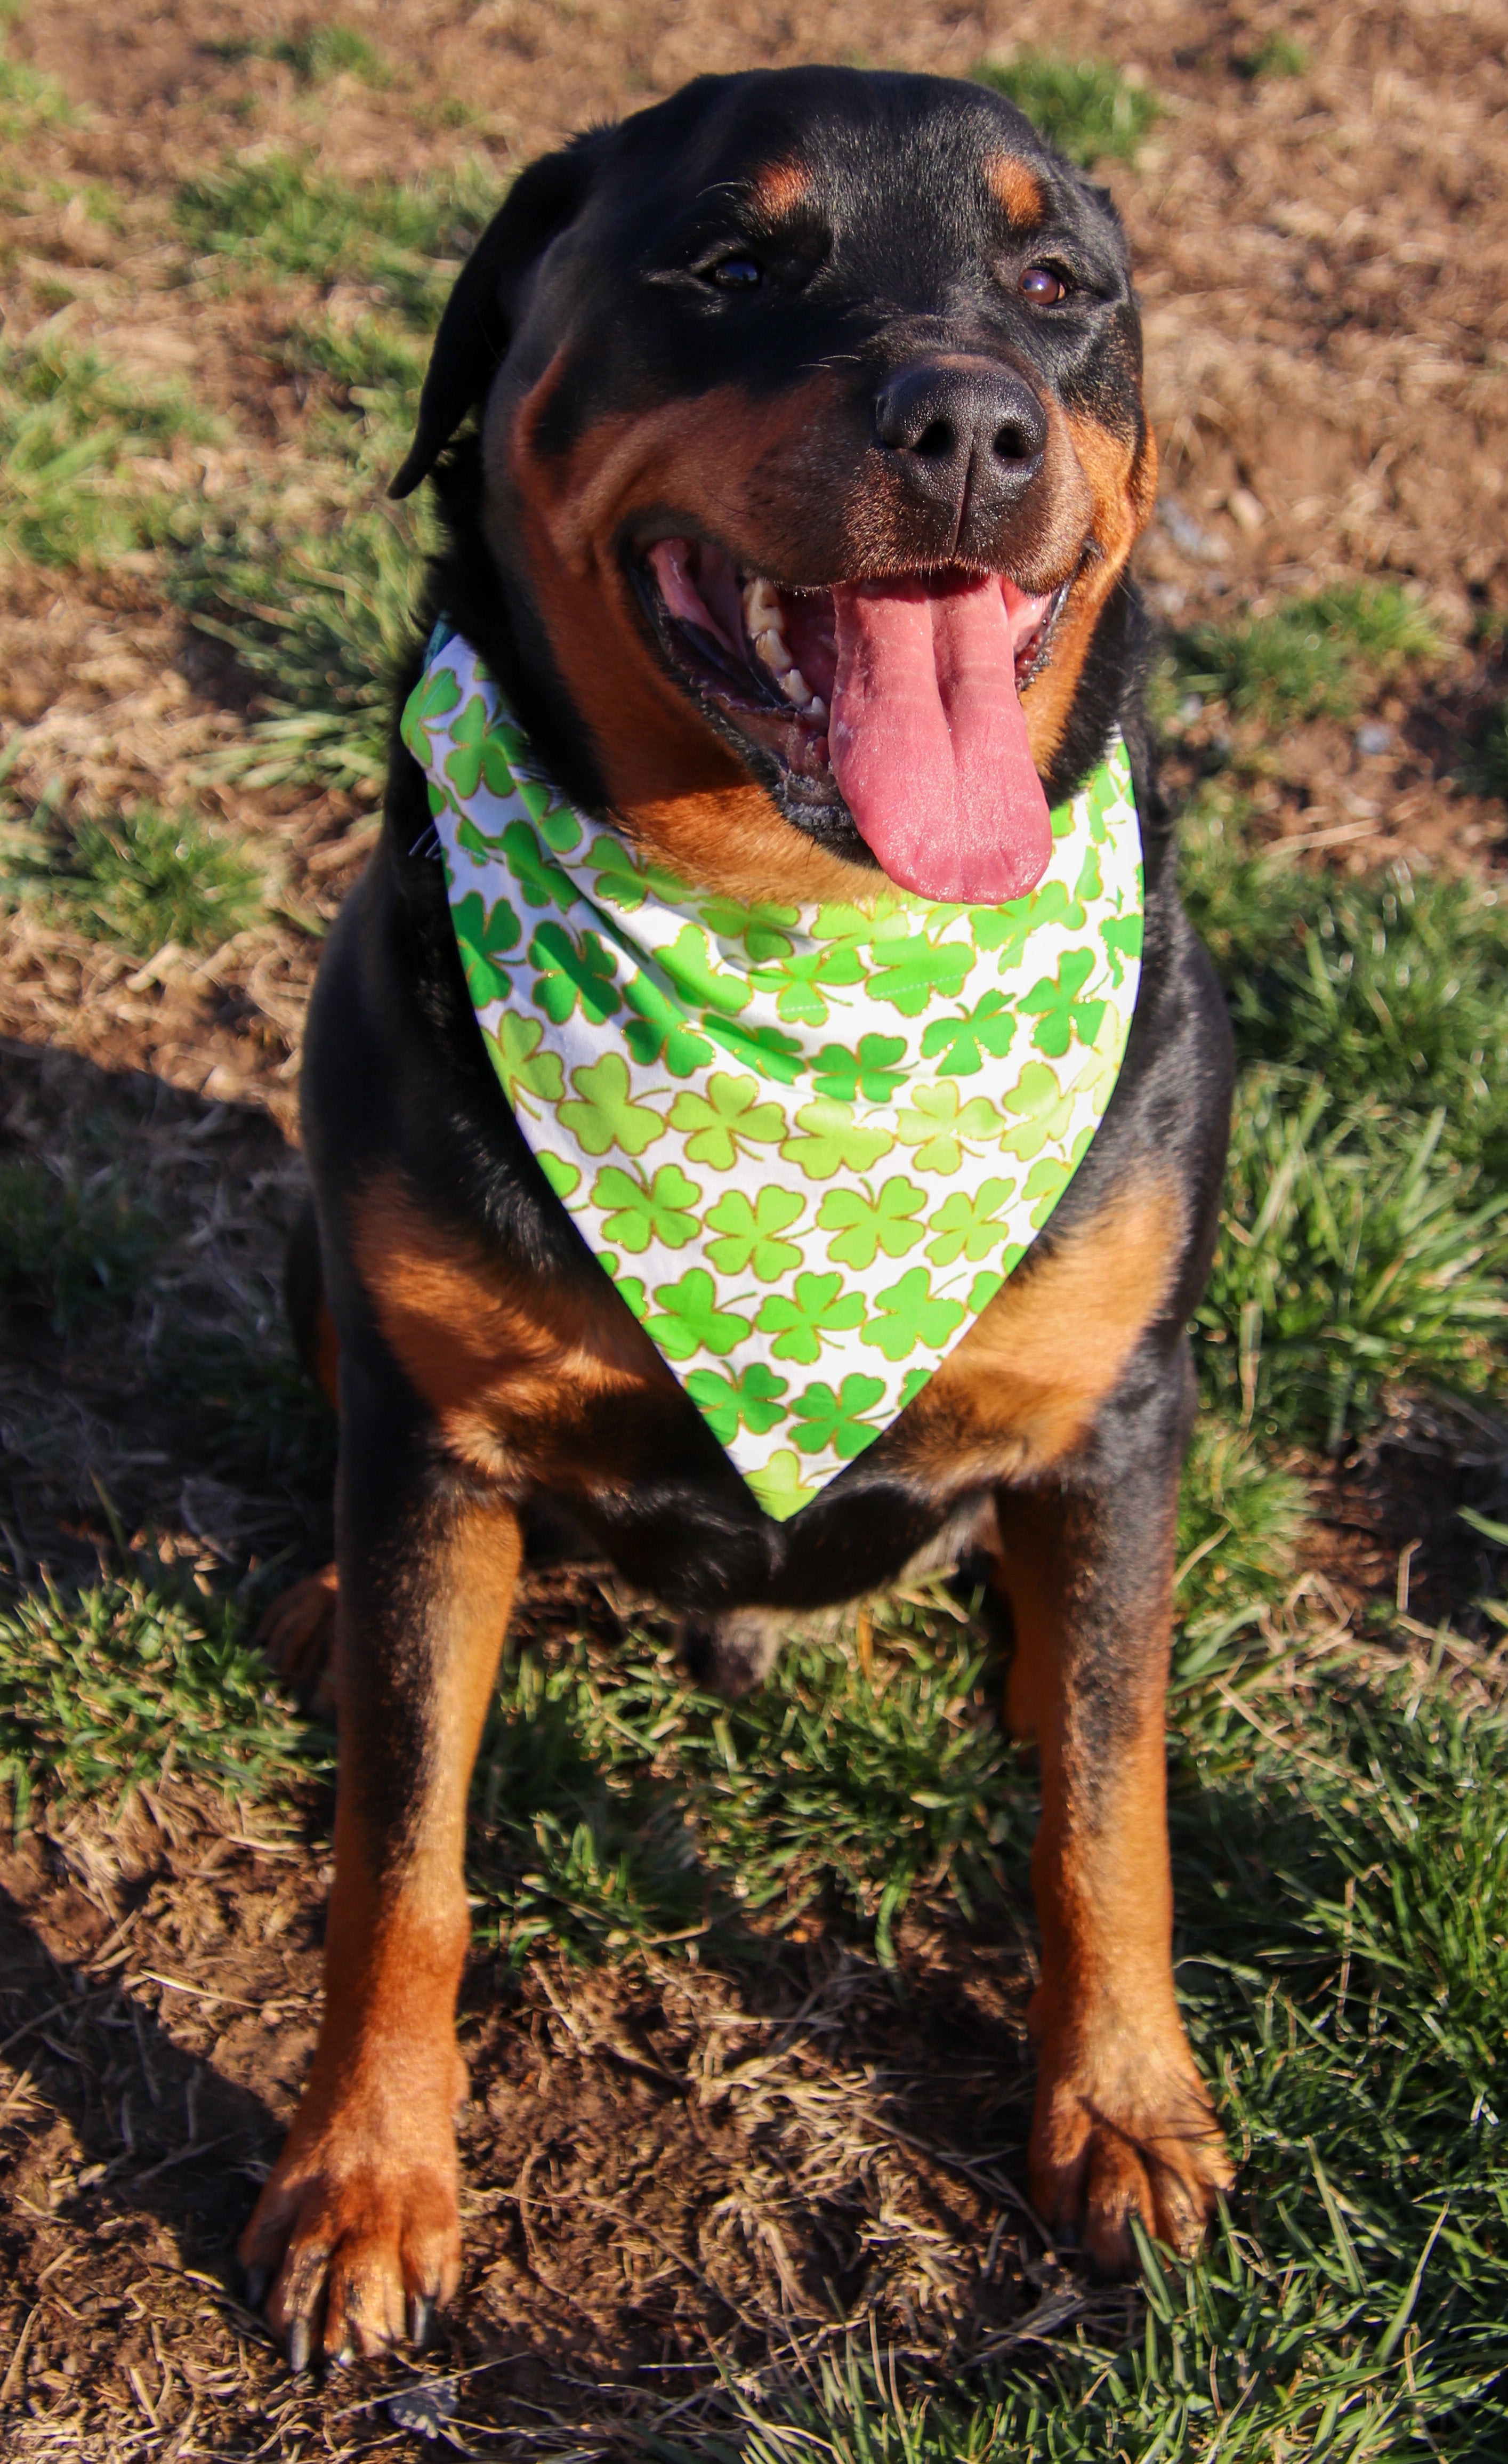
[469,1426,1307,1975]
[0,1156,160,1328]
[1237,31,1311,79]
[0,1571,324,1825]
[0,28,70,143]
[471,1557,1507,2458]
[1200,1072,1506,1452]
[1464,699,1508,799]
[289,305,427,407]
[165,159,451,791]
[209,22,390,86]
[169,499,423,794]
[1174,1420,1308,1630]
[1219,865,1508,1182]
[175,152,492,327]
[1179,811,1508,1450]
[973,53,1160,168]
[1175,582,1442,726]
[471,1577,1021,1969]
[1181,805,1508,1177]
[155,1319,337,1505]
[0,337,215,570]
[2,800,265,955]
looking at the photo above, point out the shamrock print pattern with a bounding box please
[409,623,1143,1520]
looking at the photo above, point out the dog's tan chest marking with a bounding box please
[352,1175,673,1482]
[352,1171,1178,1500]
[890,1173,1184,1488]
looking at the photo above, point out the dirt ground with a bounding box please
[2,1,1507,2454]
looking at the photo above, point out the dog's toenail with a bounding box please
[243,2265,269,2310]
[287,2318,312,2375]
[408,2293,433,2347]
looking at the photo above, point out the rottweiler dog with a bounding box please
[243,65,1236,2366]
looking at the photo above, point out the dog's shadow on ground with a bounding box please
[0,1031,330,1597]
[0,1866,284,2280]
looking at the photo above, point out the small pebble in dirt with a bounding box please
[1355,721,1394,756]
[387,2380,459,2440]
[1179,694,1204,723]
[1159,498,1226,562]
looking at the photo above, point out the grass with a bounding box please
[1220,867,1508,1182]
[1180,814,1508,1450]
[154,1318,338,1511]
[0,337,215,569]
[973,53,1160,168]
[4,1487,1504,2452]
[169,496,425,793]
[0,1155,160,1328]
[1236,32,1311,80]
[1,798,265,954]
[1465,699,1508,799]
[1199,1073,1506,1451]
[0,1568,324,1827]
[0,26,69,143]
[471,1577,1020,1970]
[1175,582,1442,727]
[607,1603,1504,2460]
[442,1552,1508,2457]
[165,155,462,788]
[209,23,390,87]
[174,153,493,327]
[1173,1420,1308,1628]
[288,304,428,403]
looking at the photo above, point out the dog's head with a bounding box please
[396,68,1156,905]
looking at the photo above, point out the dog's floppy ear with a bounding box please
[389,135,604,500]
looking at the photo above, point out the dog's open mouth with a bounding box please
[638,536,1069,901]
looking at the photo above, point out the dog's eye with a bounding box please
[707,254,763,291]
[1019,265,1067,305]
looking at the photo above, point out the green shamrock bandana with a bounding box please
[404,623,1143,1521]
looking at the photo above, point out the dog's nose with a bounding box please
[874,358,1047,521]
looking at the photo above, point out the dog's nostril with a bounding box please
[913,416,956,459]
[994,418,1039,464]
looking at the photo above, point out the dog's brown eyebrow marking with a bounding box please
[985,155,1045,225]
[745,159,813,219]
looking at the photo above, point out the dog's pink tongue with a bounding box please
[828,577,1052,903]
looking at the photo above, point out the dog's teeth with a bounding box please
[779,666,813,706]
[743,577,780,637]
[808,694,828,721]
[754,624,789,668]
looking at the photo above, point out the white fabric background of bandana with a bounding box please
[405,625,1143,1522]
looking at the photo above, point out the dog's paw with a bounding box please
[256,1564,338,1707]
[240,2070,465,2365]
[1028,2025,1233,2273]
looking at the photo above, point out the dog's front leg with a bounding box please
[241,1360,520,2365]
[994,1378,1233,2272]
